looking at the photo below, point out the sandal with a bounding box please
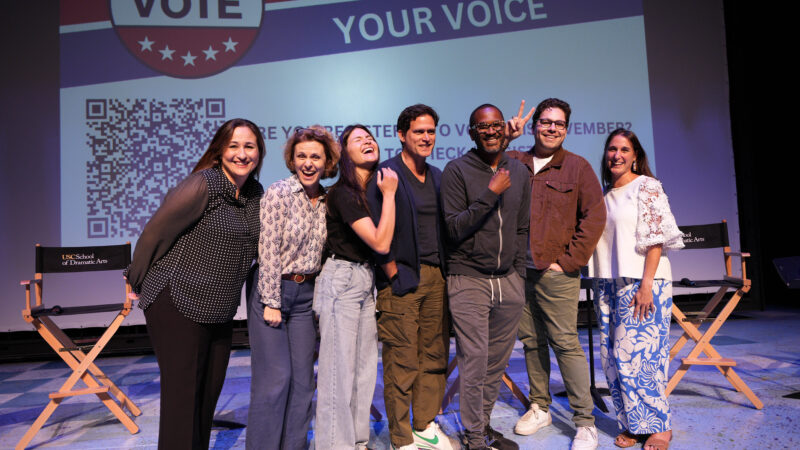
[614,431,641,448]
[643,434,671,450]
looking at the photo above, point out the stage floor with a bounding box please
[2,308,798,449]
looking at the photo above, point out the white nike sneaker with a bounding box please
[412,421,456,450]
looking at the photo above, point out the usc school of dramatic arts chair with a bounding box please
[667,221,763,409]
[17,244,141,449]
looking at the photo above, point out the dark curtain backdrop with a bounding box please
[725,1,799,307]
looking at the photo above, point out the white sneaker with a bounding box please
[412,421,456,450]
[571,426,598,450]
[514,403,552,435]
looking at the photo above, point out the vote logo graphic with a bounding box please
[110,0,263,78]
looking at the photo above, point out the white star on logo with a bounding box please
[159,45,175,60]
[203,46,219,61]
[222,37,238,52]
[138,36,154,52]
[182,51,197,66]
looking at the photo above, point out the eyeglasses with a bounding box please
[293,126,329,139]
[470,121,505,133]
[537,119,567,130]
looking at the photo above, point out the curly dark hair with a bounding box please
[531,98,572,128]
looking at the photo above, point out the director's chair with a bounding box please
[17,244,142,449]
[666,221,763,409]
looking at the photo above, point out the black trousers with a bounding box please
[145,286,233,450]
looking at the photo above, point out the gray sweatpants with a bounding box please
[447,271,525,448]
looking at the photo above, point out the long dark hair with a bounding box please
[193,118,265,179]
[331,124,379,213]
[601,128,655,188]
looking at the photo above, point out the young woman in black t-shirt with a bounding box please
[313,124,397,449]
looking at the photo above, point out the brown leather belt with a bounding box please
[281,272,318,283]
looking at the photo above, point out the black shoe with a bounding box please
[485,425,519,450]
[462,432,496,450]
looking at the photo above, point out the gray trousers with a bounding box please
[447,272,525,448]
[518,268,595,427]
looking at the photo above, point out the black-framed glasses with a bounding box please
[470,121,504,133]
[537,119,567,130]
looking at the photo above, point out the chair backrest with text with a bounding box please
[17,242,142,449]
[676,220,744,282]
[24,244,131,315]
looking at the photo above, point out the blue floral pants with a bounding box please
[592,278,672,434]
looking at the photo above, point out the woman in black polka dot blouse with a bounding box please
[126,118,265,450]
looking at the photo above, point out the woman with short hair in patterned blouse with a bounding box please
[245,126,340,449]
[126,118,265,450]
[590,128,683,450]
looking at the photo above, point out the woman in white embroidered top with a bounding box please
[245,126,340,449]
[590,128,683,450]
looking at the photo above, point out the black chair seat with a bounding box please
[674,279,743,289]
[30,303,126,317]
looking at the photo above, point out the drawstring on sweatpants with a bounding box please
[488,278,504,303]
[498,278,503,302]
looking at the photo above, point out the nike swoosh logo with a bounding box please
[413,431,439,445]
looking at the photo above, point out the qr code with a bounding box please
[85,98,227,239]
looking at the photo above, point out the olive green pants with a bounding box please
[377,265,449,447]
[518,268,595,427]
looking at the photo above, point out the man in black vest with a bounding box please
[367,104,455,450]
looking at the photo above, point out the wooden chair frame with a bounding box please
[666,221,763,409]
[16,244,141,450]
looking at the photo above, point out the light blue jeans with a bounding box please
[313,258,377,450]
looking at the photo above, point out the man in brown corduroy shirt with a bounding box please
[507,98,606,450]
